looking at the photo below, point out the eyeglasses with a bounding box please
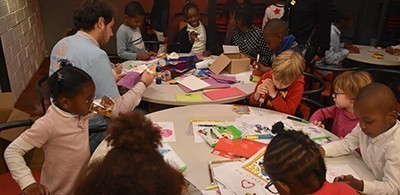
[265,181,278,194]
[332,91,345,97]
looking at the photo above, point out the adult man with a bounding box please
[50,0,154,153]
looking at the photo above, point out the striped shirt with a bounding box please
[116,24,147,60]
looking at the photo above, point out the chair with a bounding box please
[35,75,49,115]
[302,71,326,98]
[364,67,400,103]
[310,65,365,97]
[0,120,41,194]
[299,97,324,120]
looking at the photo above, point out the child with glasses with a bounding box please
[4,61,95,194]
[263,122,357,194]
[320,83,400,194]
[310,71,373,138]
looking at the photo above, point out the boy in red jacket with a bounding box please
[249,50,305,115]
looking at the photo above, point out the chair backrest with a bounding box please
[303,72,326,96]
[35,75,50,115]
[299,97,324,120]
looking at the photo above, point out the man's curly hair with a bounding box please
[75,111,186,194]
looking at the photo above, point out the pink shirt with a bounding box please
[21,105,92,194]
[310,106,358,138]
[313,181,358,195]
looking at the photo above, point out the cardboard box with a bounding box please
[209,53,251,74]
[0,93,31,141]
[0,92,31,173]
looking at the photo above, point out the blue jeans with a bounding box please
[89,131,106,154]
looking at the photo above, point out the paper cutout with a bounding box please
[175,93,203,101]
[153,122,176,142]
[203,87,246,100]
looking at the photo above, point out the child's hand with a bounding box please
[148,51,156,57]
[140,71,155,87]
[254,83,268,101]
[311,120,325,128]
[334,175,364,191]
[113,63,123,74]
[137,53,151,60]
[23,183,50,195]
[264,79,277,98]
[202,50,212,57]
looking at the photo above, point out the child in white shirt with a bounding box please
[320,83,400,194]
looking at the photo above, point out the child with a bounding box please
[320,83,400,194]
[253,18,301,75]
[263,122,358,194]
[231,2,272,66]
[261,0,285,30]
[74,111,186,194]
[174,1,219,56]
[310,71,373,138]
[317,11,359,68]
[116,1,155,60]
[4,63,95,194]
[249,50,305,115]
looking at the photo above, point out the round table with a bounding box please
[347,45,400,66]
[90,104,375,191]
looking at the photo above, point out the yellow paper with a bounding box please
[176,93,203,101]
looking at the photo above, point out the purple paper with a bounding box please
[210,74,237,83]
[117,72,141,89]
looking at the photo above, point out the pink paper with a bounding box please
[203,87,246,100]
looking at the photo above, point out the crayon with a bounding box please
[245,134,274,140]
[206,184,219,190]
[311,135,331,141]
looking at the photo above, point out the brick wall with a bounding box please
[0,0,46,101]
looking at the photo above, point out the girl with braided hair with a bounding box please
[5,60,96,194]
[262,122,357,194]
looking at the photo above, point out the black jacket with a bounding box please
[173,25,221,55]
[150,0,169,35]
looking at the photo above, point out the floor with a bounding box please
[14,58,50,116]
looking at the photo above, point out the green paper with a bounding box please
[176,93,203,101]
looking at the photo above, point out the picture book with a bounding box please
[196,128,219,147]
[241,149,270,183]
[159,143,187,172]
[191,121,240,143]
[213,125,243,140]
[153,122,176,142]
[212,138,266,159]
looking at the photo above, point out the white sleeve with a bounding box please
[111,82,146,116]
[363,142,400,194]
[322,125,360,157]
[4,137,37,190]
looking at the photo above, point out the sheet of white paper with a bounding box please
[213,162,272,195]
[153,122,176,142]
[223,45,240,54]
[326,164,360,182]
[121,58,160,70]
[177,75,211,91]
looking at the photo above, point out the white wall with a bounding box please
[0,0,47,101]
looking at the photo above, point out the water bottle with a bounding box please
[156,63,162,85]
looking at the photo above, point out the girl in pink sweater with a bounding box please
[310,71,372,137]
[4,61,96,195]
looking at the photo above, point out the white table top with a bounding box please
[91,104,375,191]
[141,71,255,106]
[347,45,400,66]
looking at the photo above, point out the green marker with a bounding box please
[287,116,309,124]
[311,135,331,141]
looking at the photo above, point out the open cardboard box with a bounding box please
[0,92,31,173]
[208,53,251,74]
